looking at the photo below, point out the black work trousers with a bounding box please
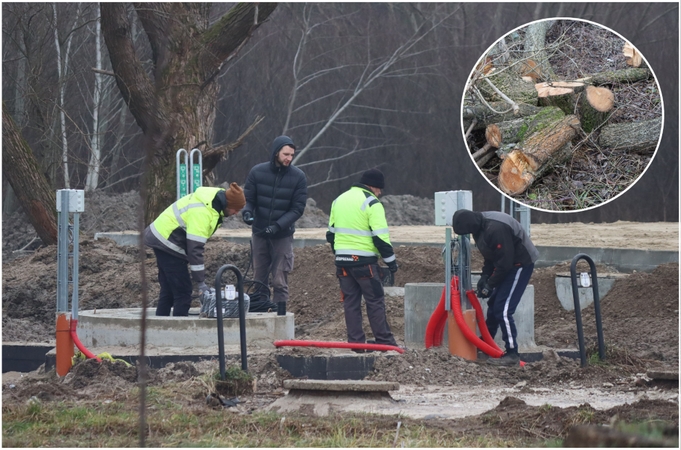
[336,263,397,346]
[154,248,192,316]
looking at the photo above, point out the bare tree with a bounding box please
[100,3,278,224]
[285,4,456,172]
[2,103,58,245]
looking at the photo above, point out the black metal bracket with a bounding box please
[214,265,248,380]
[570,253,606,367]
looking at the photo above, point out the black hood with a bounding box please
[269,135,296,169]
[452,209,483,236]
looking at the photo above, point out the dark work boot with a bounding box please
[487,352,521,366]
[277,302,286,316]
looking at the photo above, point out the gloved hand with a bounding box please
[197,281,210,296]
[242,211,254,225]
[387,260,399,273]
[477,276,492,298]
[264,223,280,236]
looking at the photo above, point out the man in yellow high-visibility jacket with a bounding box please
[144,183,246,316]
[326,169,399,349]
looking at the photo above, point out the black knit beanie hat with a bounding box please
[360,168,385,189]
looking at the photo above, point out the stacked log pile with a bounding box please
[464,41,661,197]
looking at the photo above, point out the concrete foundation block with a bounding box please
[77,308,293,349]
[276,354,376,380]
[554,273,627,311]
[404,279,535,352]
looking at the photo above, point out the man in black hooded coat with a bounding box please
[452,209,538,365]
[242,136,308,315]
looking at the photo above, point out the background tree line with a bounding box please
[3,3,678,236]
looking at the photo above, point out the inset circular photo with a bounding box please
[462,18,663,212]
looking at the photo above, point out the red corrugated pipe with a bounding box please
[70,319,101,362]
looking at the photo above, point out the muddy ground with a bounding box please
[1,192,679,445]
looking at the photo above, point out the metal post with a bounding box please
[214,265,248,379]
[71,212,80,320]
[176,149,188,200]
[445,228,452,311]
[189,148,202,193]
[458,235,471,310]
[570,253,605,367]
[56,193,69,312]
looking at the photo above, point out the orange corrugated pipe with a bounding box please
[55,313,74,376]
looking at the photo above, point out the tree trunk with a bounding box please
[536,81,585,115]
[623,41,646,68]
[477,69,538,105]
[101,3,278,225]
[579,85,614,133]
[577,68,651,86]
[462,102,542,131]
[2,104,58,245]
[498,114,580,195]
[598,117,662,154]
[486,106,565,148]
[523,21,557,81]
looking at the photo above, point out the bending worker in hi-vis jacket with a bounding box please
[452,209,538,366]
[326,169,399,350]
[144,184,246,316]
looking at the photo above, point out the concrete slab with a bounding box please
[555,272,628,311]
[283,379,399,392]
[77,308,293,349]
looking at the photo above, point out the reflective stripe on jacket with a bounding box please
[144,187,223,283]
[327,184,395,267]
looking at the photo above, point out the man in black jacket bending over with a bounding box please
[242,136,307,315]
[452,209,538,366]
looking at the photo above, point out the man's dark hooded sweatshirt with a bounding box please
[243,136,308,238]
[452,209,538,287]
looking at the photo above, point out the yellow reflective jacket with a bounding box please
[326,184,395,267]
[144,187,224,283]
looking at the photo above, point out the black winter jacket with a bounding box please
[452,210,538,287]
[242,136,308,238]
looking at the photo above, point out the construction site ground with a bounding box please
[1,193,678,445]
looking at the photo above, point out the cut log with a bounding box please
[476,69,539,105]
[462,102,543,131]
[623,41,645,68]
[576,68,651,86]
[536,81,586,115]
[498,114,580,195]
[485,106,565,148]
[598,117,662,154]
[580,85,615,133]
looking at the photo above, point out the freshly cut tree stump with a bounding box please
[598,117,662,154]
[623,41,645,68]
[536,81,586,115]
[462,102,542,131]
[498,114,580,195]
[580,85,614,133]
[485,106,565,148]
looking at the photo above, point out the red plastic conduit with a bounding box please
[466,290,503,352]
[69,319,101,362]
[424,277,457,348]
[274,340,404,354]
[451,289,504,358]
